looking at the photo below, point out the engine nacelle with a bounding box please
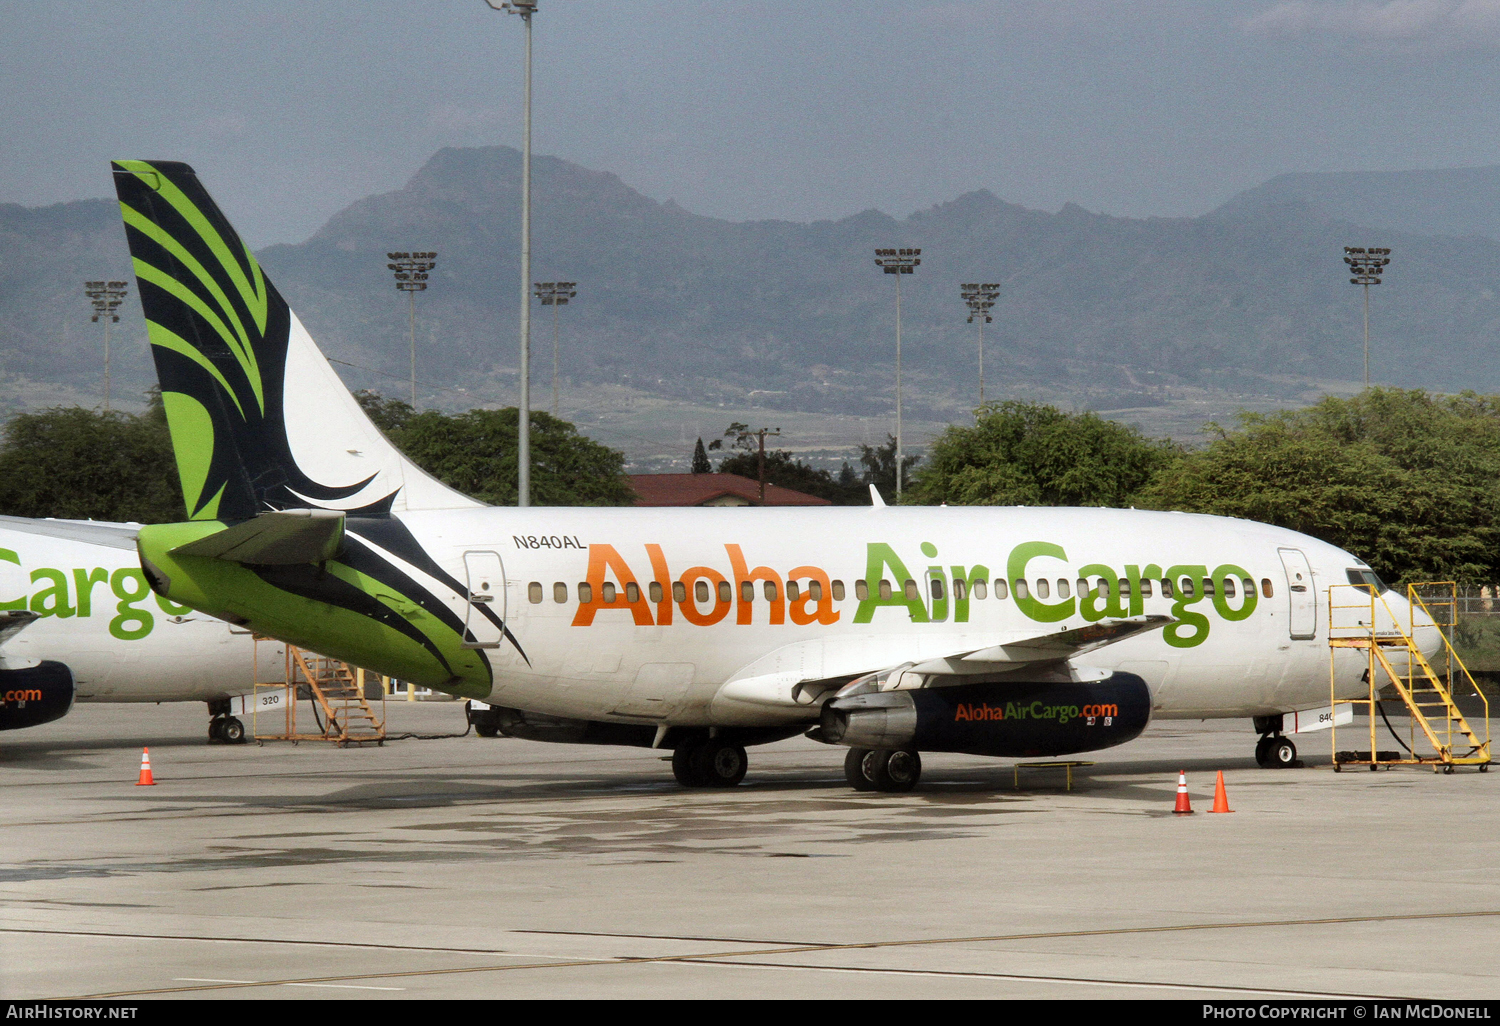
[0,661,75,731]
[819,673,1151,758]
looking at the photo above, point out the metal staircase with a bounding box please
[252,640,385,746]
[1328,582,1489,772]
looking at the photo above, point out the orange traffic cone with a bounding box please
[1209,771,1233,814]
[136,747,155,786]
[1173,770,1192,814]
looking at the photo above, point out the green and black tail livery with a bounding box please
[111,160,478,520]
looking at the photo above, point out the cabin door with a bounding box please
[462,550,507,649]
[1277,547,1317,640]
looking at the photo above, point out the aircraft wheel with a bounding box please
[872,748,922,792]
[474,723,499,738]
[1269,737,1297,768]
[1255,735,1274,768]
[208,719,223,743]
[693,738,748,788]
[673,741,707,787]
[220,717,246,744]
[844,747,877,791]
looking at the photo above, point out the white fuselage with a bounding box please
[0,518,280,702]
[377,505,1427,726]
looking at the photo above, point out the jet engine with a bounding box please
[819,672,1151,758]
[0,661,75,731]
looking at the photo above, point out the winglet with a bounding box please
[869,484,886,508]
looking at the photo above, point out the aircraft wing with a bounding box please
[711,615,1173,720]
[170,509,345,565]
[0,610,39,647]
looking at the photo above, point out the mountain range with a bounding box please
[3,148,1499,456]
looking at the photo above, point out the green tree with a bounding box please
[1136,389,1500,586]
[691,436,711,474]
[858,434,921,504]
[376,402,635,507]
[0,392,184,523]
[906,402,1175,507]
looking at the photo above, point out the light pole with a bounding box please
[84,280,128,411]
[486,0,537,506]
[1343,246,1391,388]
[533,281,576,416]
[874,248,920,501]
[387,251,437,408]
[960,282,999,407]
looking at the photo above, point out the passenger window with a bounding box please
[1261,578,1274,598]
[1222,578,1236,598]
[578,582,593,603]
[625,582,640,603]
[763,581,778,601]
[832,580,845,601]
[1035,579,1050,599]
[903,579,919,601]
[1241,578,1254,597]
[602,582,617,603]
[1057,579,1070,599]
[930,578,945,600]
[649,582,662,603]
[810,581,824,601]
[528,582,543,604]
[1117,578,1130,596]
[1077,578,1088,596]
[717,581,733,603]
[695,581,710,603]
[879,580,892,600]
[1099,579,1111,598]
[673,581,687,603]
[787,580,801,601]
[553,582,568,603]
[973,580,987,599]
[854,580,868,601]
[1202,578,1215,596]
[1140,579,1153,598]
[993,578,1007,599]
[741,581,755,602]
[952,579,967,601]
[1013,579,1030,600]
[1160,578,1174,598]
[1179,578,1194,598]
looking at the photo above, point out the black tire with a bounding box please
[1270,737,1297,768]
[208,719,222,742]
[1255,735,1274,768]
[872,748,922,792]
[844,747,876,791]
[475,723,499,738]
[221,717,246,744]
[673,742,706,787]
[692,738,748,788]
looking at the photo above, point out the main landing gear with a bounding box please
[672,736,748,788]
[844,747,922,792]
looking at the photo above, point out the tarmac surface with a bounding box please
[1,699,1497,1000]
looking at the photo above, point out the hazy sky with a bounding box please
[4,0,1499,247]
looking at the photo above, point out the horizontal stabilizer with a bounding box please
[0,610,39,647]
[171,509,345,565]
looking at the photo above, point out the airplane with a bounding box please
[109,159,1440,791]
[0,515,284,741]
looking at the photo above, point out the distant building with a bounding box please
[628,473,831,507]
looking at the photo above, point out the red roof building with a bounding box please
[628,473,831,507]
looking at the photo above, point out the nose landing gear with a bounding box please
[1255,733,1299,768]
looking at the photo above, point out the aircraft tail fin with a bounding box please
[111,160,480,521]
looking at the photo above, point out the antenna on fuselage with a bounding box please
[869,484,887,508]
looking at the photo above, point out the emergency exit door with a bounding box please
[1277,547,1317,640]
[462,550,506,649]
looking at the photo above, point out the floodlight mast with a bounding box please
[487,0,537,505]
[387,251,437,408]
[874,248,920,502]
[1343,247,1391,388]
[84,280,128,411]
[960,283,999,407]
[533,281,577,416]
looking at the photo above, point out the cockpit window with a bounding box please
[1345,568,1389,594]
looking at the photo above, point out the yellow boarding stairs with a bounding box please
[1327,582,1489,772]
[253,642,386,746]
